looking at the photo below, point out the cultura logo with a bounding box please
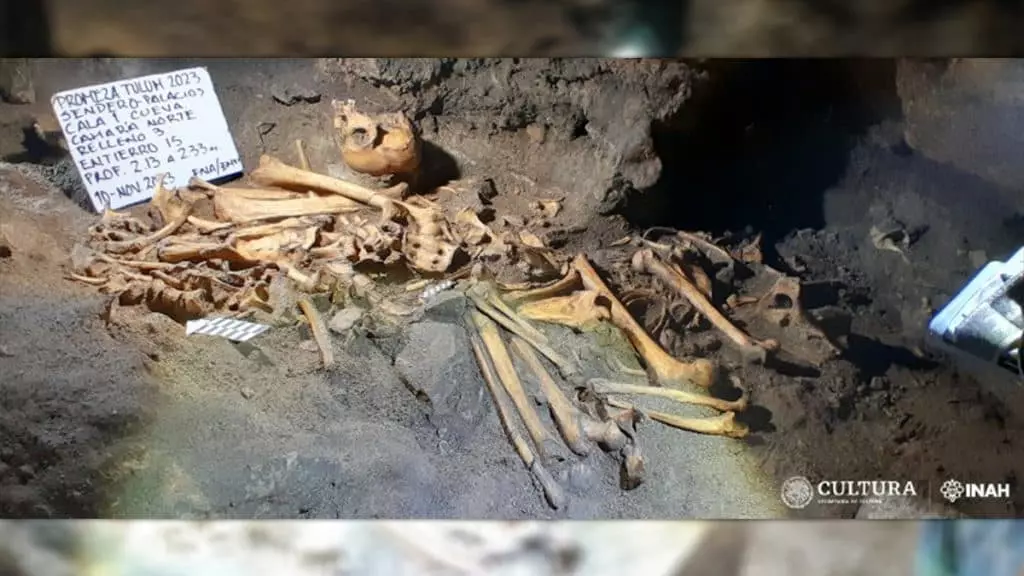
[780,476,918,509]
[780,476,815,509]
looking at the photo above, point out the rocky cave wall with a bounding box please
[2,58,1024,230]
[2,58,702,231]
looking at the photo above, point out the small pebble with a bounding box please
[526,123,547,145]
[240,387,255,399]
[329,306,365,334]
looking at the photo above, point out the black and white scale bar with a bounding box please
[185,317,270,342]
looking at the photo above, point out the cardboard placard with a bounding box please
[51,67,243,212]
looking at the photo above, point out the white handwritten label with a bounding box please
[50,67,243,212]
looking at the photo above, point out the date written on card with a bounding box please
[51,67,243,212]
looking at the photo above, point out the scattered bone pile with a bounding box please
[67,102,565,324]
[470,230,844,506]
[65,101,842,509]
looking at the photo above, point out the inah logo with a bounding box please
[780,476,815,509]
[939,479,1011,503]
[940,479,965,503]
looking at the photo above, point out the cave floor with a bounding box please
[1,91,1023,519]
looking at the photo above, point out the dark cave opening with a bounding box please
[622,59,903,267]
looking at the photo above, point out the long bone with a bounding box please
[249,154,405,213]
[510,336,629,455]
[589,378,748,413]
[467,310,563,461]
[571,254,717,389]
[466,282,577,380]
[469,330,566,510]
[631,248,779,364]
[605,398,749,439]
[502,269,582,303]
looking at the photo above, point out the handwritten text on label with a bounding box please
[51,67,243,212]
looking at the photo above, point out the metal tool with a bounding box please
[926,247,1024,391]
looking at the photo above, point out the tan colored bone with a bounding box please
[145,278,210,320]
[516,290,610,330]
[589,378,747,413]
[150,175,189,225]
[454,208,493,246]
[503,269,582,303]
[606,398,749,439]
[510,336,590,456]
[250,155,406,213]
[758,273,841,358]
[214,188,310,201]
[157,241,253,265]
[531,199,562,219]
[732,233,763,263]
[512,333,628,452]
[469,331,565,510]
[572,254,717,389]
[402,233,457,273]
[187,216,234,233]
[227,218,319,242]
[66,273,107,285]
[726,294,760,309]
[678,260,713,300]
[295,139,311,171]
[104,202,194,254]
[632,249,778,364]
[334,100,421,176]
[676,230,734,264]
[468,281,548,344]
[211,188,362,223]
[189,176,309,200]
[298,297,334,369]
[468,309,559,459]
[398,197,459,273]
[467,286,577,380]
[279,262,319,292]
[581,418,629,452]
[96,254,175,271]
[233,227,316,265]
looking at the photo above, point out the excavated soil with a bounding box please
[1,58,1023,519]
